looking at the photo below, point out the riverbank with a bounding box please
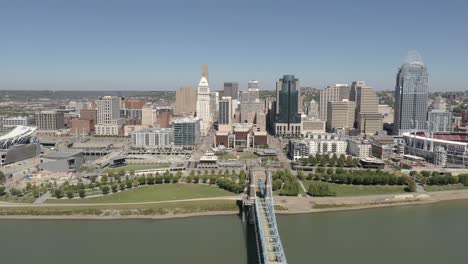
[2,189,468,220]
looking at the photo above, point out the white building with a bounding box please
[96,96,124,136]
[131,128,173,147]
[142,103,156,127]
[288,134,348,160]
[196,77,211,136]
[1,116,28,129]
[347,139,372,158]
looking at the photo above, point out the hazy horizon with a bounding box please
[1,0,467,91]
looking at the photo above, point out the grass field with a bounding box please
[0,200,239,216]
[46,184,234,204]
[0,194,35,203]
[219,152,258,161]
[424,184,468,192]
[302,180,407,197]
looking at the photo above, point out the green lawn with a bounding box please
[46,184,234,204]
[302,180,407,197]
[0,200,239,216]
[219,152,258,161]
[424,184,468,192]
[0,194,35,203]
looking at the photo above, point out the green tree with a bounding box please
[78,189,86,198]
[119,182,126,191]
[54,189,64,198]
[66,190,74,199]
[32,188,40,198]
[111,184,118,193]
[101,185,110,195]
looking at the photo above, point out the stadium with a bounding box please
[403,132,468,167]
[0,126,40,167]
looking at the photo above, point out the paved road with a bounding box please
[33,192,51,205]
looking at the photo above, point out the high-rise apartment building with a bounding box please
[174,87,197,116]
[196,76,211,135]
[273,75,302,136]
[394,51,429,135]
[319,84,350,121]
[326,100,355,132]
[34,111,65,131]
[173,117,201,147]
[95,96,123,136]
[131,128,173,147]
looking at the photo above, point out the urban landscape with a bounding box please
[1,1,468,264]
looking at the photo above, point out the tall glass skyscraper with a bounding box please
[275,75,301,124]
[393,51,429,135]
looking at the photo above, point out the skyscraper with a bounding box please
[393,51,429,135]
[223,82,239,100]
[350,81,383,134]
[174,87,197,116]
[196,76,211,135]
[273,75,302,136]
[319,84,350,121]
[218,96,232,125]
[326,100,355,132]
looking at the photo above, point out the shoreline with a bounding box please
[2,190,468,220]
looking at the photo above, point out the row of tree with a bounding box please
[297,154,360,168]
[272,170,300,196]
[298,169,416,192]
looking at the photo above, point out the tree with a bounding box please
[272,179,283,191]
[420,170,431,177]
[54,189,64,198]
[79,189,86,198]
[0,170,5,184]
[101,185,110,195]
[66,190,74,199]
[0,186,6,196]
[138,176,147,185]
[119,182,126,191]
[111,184,118,193]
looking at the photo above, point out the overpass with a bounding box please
[244,169,288,264]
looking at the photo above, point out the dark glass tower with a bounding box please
[275,75,301,124]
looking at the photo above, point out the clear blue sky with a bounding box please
[1,0,467,91]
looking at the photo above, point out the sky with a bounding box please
[0,0,467,91]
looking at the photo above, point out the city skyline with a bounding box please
[1,0,467,91]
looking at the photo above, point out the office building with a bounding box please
[173,117,201,147]
[349,81,383,134]
[156,108,172,128]
[175,87,197,116]
[319,84,350,121]
[306,99,319,119]
[224,82,239,100]
[34,111,65,131]
[131,128,173,147]
[326,100,355,132]
[273,75,302,136]
[432,96,447,111]
[240,83,264,124]
[80,109,97,123]
[218,96,232,125]
[70,119,94,135]
[196,76,211,135]
[378,105,394,124]
[394,51,429,135]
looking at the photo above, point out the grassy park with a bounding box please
[46,184,234,204]
[424,184,468,192]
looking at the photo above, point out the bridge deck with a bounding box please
[254,171,287,264]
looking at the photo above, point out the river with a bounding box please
[2,200,468,264]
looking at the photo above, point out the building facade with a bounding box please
[319,84,350,121]
[326,100,355,132]
[218,97,232,125]
[273,75,302,136]
[196,77,211,136]
[95,96,123,136]
[34,111,65,131]
[427,110,452,132]
[394,51,429,135]
[174,87,197,116]
[173,117,201,147]
[131,128,173,147]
